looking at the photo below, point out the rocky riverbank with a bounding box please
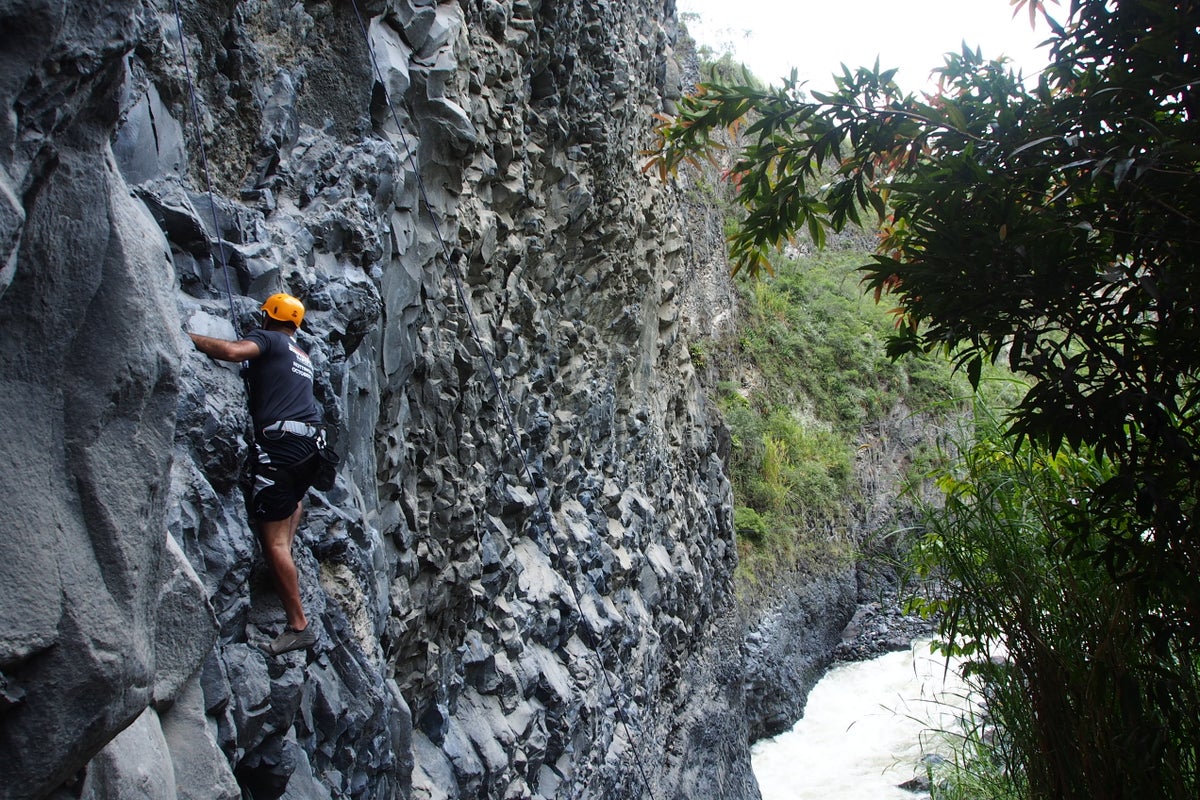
[832,592,938,663]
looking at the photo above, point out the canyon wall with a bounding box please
[0,1,765,798]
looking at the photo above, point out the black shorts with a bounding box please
[251,431,319,522]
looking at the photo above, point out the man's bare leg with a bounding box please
[259,502,308,631]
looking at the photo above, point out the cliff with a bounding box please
[0,1,763,798]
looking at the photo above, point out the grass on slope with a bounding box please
[704,247,966,587]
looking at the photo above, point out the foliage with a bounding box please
[924,716,1024,800]
[733,505,769,542]
[909,406,1200,800]
[736,250,963,426]
[714,251,961,584]
[677,12,765,90]
[699,51,763,89]
[648,0,1200,641]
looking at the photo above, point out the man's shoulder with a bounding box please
[245,328,286,353]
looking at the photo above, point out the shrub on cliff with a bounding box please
[713,249,960,585]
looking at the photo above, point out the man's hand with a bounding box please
[189,333,261,363]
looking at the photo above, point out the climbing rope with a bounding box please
[347,2,658,796]
[171,0,244,336]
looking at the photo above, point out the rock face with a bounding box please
[742,569,857,742]
[0,1,763,798]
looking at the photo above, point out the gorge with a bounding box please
[0,1,927,798]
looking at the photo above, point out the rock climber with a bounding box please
[188,292,322,656]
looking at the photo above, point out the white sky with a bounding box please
[676,0,1058,93]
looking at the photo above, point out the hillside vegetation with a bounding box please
[677,33,968,591]
[704,243,965,587]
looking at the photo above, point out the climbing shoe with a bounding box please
[263,625,317,656]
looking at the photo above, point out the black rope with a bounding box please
[171,0,243,337]
[347,2,657,796]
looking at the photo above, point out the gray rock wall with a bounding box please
[0,2,211,795]
[0,1,762,798]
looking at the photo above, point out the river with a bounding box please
[752,641,970,800]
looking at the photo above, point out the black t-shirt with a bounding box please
[243,329,321,430]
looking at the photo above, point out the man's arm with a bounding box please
[189,333,262,363]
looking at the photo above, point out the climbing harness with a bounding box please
[347,1,658,796]
[262,419,322,438]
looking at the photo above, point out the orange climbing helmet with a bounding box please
[261,293,305,328]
